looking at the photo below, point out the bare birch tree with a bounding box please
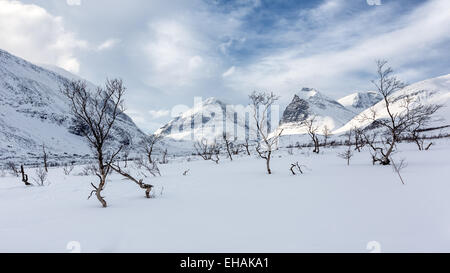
[249,91,283,174]
[62,79,126,207]
[140,134,162,164]
[361,60,441,165]
[301,116,320,154]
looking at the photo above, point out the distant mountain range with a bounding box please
[1,48,449,161]
[156,77,450,145]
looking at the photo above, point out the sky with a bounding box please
[0,0,449,133]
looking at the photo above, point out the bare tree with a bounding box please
[404,98,441,151]
[322,125,332,147]
[249,91,283,174]
[338,131,354,165]
[301,116,320,154]
[62,79,126,208]
[222,133,233,161]
[33,166,48,186]
[160,148,168,164]
[42,144,48,172]
[242,139,251,156]
[140,134,162,164]
[353,127,365,152]
[194,138,220,164]
[361,60,441,165]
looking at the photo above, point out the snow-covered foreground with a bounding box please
[1,140,450,253]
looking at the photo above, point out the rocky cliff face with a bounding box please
[278,88,356,135]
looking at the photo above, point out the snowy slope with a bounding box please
[2,139,450,252]
[0,49,146,165]
[277,88,356,135]
[338,91,383,114]
[334,74,450,134]
[155,97,254,142]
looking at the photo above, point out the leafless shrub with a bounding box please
[135,157,161,177]
[160,148,168,164]
[242,139,251,156]
[338,131,354,165]
[287,147,294,155]
[338,150,353,166]
[353,127,365,152]
[81,164,98,176]
[33,166,48,186]
[290,162,307,175]
[222,133,234,161]
[63,164,75,175]
[6,161,19,177]
[194,138,220,164]
[391,157,407,185]
[322,125,332,147]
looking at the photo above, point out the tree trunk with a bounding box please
[43,145,48,172]
[96,153,107,208]
[96,182,107,208]
[381,142,395,165]
[266,151,272,174]
[313,136,320,154]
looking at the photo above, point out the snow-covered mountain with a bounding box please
[155,97,254,142]
[0,49,146,164]
[337,91,383,113]
[277,88,356,135]
[334,74,450,134]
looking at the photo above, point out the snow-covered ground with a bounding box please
[1,139,450,253]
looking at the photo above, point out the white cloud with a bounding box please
[222,66,236,78]
[66,0,81,6]
[97,38,120,51]
[0,0,86,73]
[143,20,218,89]
[148,109,170,119]
[223,0,450,101]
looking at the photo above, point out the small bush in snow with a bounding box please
[33,166,48,186]
[63,164,75,175]
[6,161,19,177]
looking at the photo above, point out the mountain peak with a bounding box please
[279,87,355,134]
[337,91,383,113]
